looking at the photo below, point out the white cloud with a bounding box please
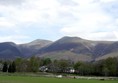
[0,17,15,27]
[0,0,118,43]
[60,0,118,41]
[99,0,116,3]
[0,35,30,44]
[73,0,94,5]
[83,31,118,41]
[0,0,78,28]
[2,0,61,25]
[0,0,25,5]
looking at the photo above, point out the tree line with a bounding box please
[1,57,118,76]
[2,61,16,73]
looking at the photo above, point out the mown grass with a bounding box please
[0,75,118,83]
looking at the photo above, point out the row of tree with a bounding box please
[74,57,118,76]
[1,57,118,76]
[2,61,16,73]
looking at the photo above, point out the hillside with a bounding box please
[0,36,118,62]
[0,42,23,60]
[18,39,52,57]
[36,36,116,61]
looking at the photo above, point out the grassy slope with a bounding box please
[96,52,118,61]
[41,51,92,62]
[0,76,118,83]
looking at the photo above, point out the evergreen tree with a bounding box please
[8,61,16,73]
[2,62,8,72]
[11,61,16,73]
[8,64,12,73]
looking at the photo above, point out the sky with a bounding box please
[0,0,118,44]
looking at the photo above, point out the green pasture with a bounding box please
[0,76,118,83]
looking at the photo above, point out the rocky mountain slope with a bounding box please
[35,36,116,62]
[18,39,52,57]
[0,42,23,60]
[0,36,118,61]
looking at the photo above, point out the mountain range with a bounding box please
[0,36,118,62]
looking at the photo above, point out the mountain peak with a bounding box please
[0,42,16,46]
[29,39,52,45]
[62,36,82,40]
[56,36,83,44]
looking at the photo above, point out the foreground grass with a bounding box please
[0,75,118,83]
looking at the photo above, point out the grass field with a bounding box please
[0,76,118,83]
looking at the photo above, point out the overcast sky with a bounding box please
[0,0,118,43]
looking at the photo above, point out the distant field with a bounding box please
[0,76,118,83]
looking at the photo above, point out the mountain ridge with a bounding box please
[0,36,118,61]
